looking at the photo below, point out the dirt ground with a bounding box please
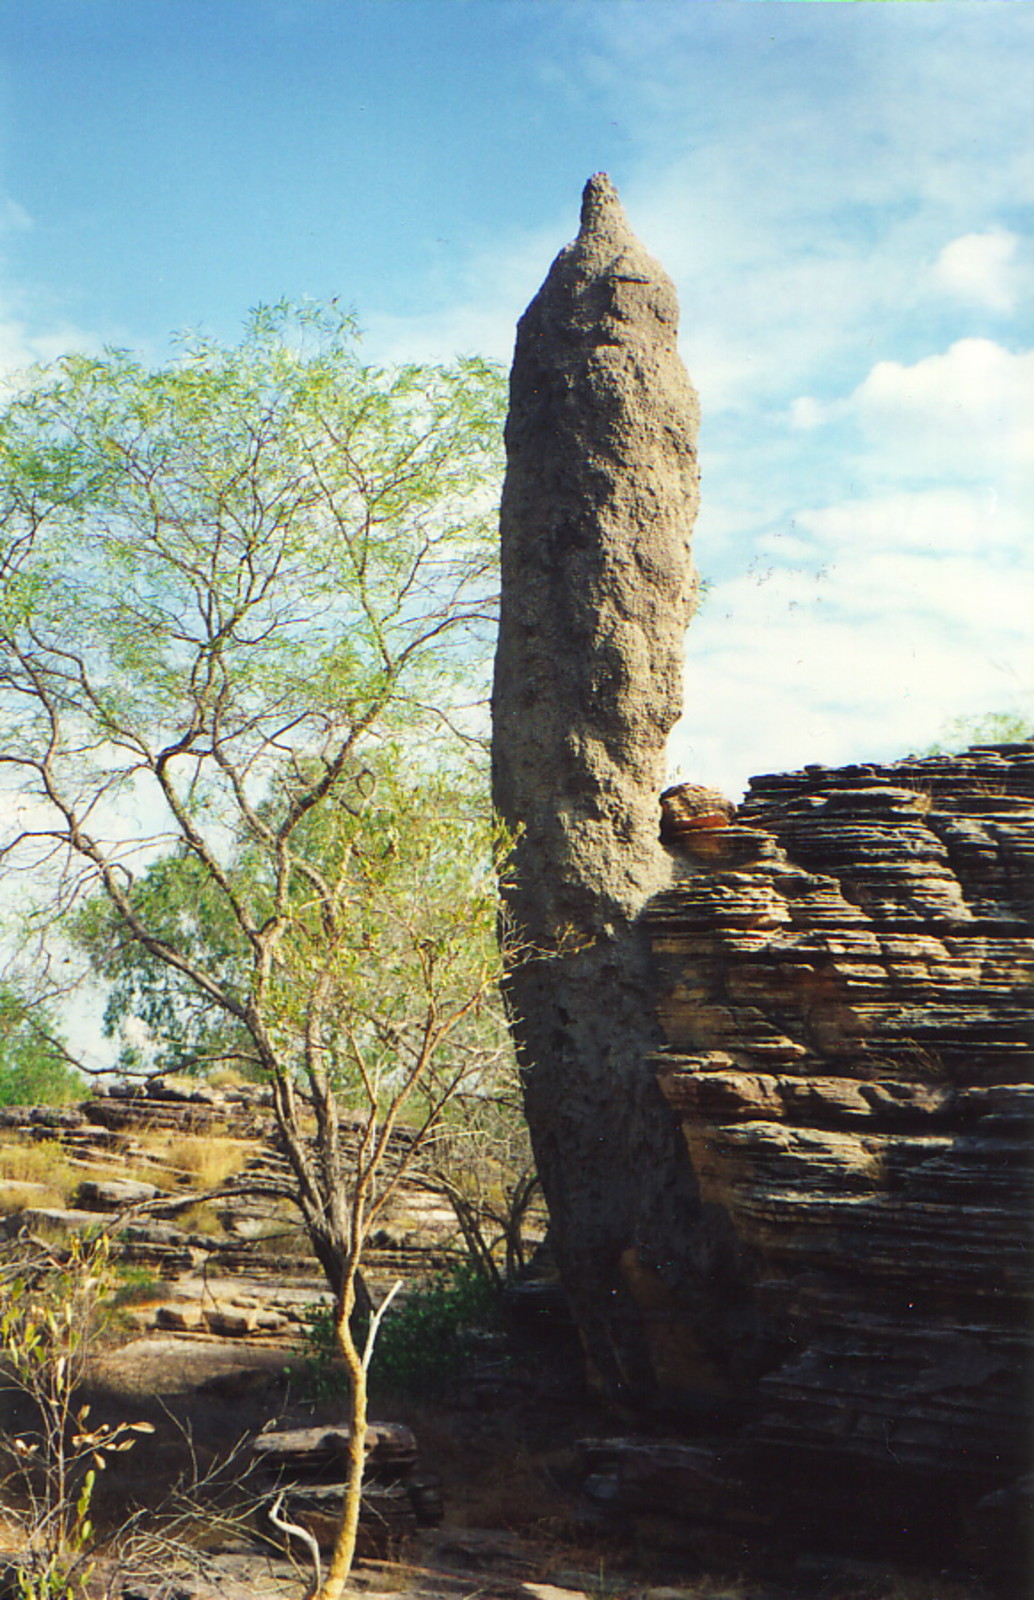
[2,1319,1007,1600]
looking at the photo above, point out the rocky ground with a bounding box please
[0,1079,1012,1599]
[32,1311,1005,1600]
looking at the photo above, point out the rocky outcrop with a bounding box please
[252,1422,442,1560]
[0,1076,461,1340]
[492,175,750,1401]
[630,743,1033,1567]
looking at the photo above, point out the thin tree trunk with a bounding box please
[312,1279,402,1600]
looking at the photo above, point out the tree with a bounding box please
[0,983,82,1107]
[0,303,509,1597]
[927,707,1034,753]
[71,842,262,1080]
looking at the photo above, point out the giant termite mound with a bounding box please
[492,174,754,1402]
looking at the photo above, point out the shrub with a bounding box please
[299,1262,501,1401]
[0,987,83,1109]
[0,1236,153,1597]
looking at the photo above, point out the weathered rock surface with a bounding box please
[72,1176,163,1209]
[0,1075,462,1345]
[251,1422,419,1478]
[493,171,700,926]
[641,743,1033,1567]
[493,176,1031,1574]
[251,1420,441,1560]
[492,175,750,1401]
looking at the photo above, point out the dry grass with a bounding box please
[130,1131,251,1190]
[173,1200,227,1236]
[165,1134,251,1188]
[199,1066,253,1090]
[0,1179,65,1213]
[0,1125,252,1223]
[0,1138,78,1204]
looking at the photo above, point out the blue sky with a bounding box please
[1,0,1031,799]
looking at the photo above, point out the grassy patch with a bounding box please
[0,1138,79,1204]
[167,1134,251,1188]
[0,1179,65,1212]
[129,1130,251,1190]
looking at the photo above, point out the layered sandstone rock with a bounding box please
[645,742,1034,1563]
[0,1077,461,1336]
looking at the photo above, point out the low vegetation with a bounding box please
[0,1142,79,1212]
[0,1236,154,1599]
[301,1260,501,1402]
[132,1131,252,1191]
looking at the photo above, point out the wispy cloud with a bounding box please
[0,3,1028,800]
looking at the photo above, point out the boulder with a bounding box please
[72,1178,163,1210]
[251,1421,418,1480]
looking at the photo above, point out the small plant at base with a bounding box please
[109,1266,165,1309]
[297,1299,352,1402]
[0,1235,155,1598]
[371,1262,500,1396]
[299,1262,500,1401]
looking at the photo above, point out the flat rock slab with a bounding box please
[252,1421,418,1475]
[73,1177,164,1209]
[88,1335,289,1397]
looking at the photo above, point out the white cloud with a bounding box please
[0,286,101,385]
[797,486,1026,560]
[849,338,1034,486]
[792,341,1034,491]
[931,228,1019,312]
[789,396,825,431]
[671,484,1033,800]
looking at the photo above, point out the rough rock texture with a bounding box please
[493,176,1032,1567]
[492,175,753,1401]
[252,1422,440,1559]
[493,172,700,925]
[644,743,1034,1566]
[0,1077,461,1332]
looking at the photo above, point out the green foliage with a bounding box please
[296,1298,353,1402]
[0,985,82,1107]
[0,299,509,1095]
[0,300,504,778]
[70,850,252,1077]
[108,1265,165,1309]
[927,707,1034,753]
[300,1263,500,1401]
[0,302,516,1590]
[372,1262,500,1395]
[70,752,509,1093]
[0,1236,154,1597]
[373,1263,500,1396]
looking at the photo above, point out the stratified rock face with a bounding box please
[492,177,747,1401]
[648,742,1034,1560]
